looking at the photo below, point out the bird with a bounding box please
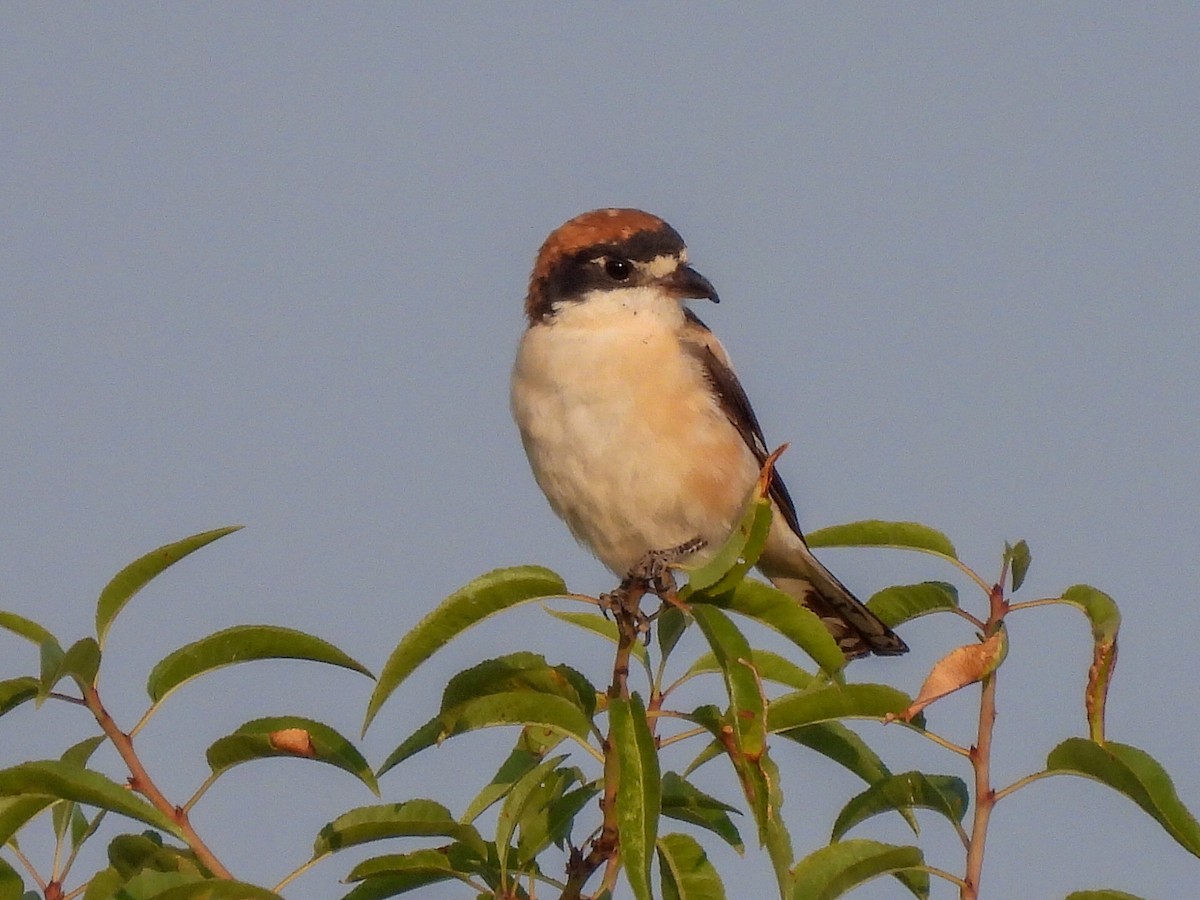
[510,208,907,658]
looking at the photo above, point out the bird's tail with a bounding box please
[762,549,908,659]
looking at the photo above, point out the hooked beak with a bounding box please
[665,264,720,304]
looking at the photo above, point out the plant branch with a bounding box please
[80,683,234,880]
[961,582,1006,900]
[993,769,1058,803]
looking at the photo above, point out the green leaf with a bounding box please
[365,566,567,732]
[690,606,765,758]
[0,611,58,650]
[700,579,845,675]
[146,625,371,704]
[0,761,181,837]
[683,648,815,693]
[110,870,282,899]
[107,832,205,879]
[807,520,957,559]
[1060,585,1121,642]
[686,648,816,696]
[657,832,726,900]
[610,694,661,900]
[832,771,969,841]
[61,735,107,767]
[661,772,743,852]
[463,743,550,825]
[755,752,794,898]
[376,718,443,777]
[38,638,65,703]
[866,582,959,628]
[81,867,124,900]
[681,467,774,597]
[43,638,101,695]
[792,839,927,899]
[542,607,650,671]
[656,606,690,662]
[1064,892,1147,900]
[1004,540,1031,592]
[0,856,22,900]
[313,800,487,859]
[495,753,567,881]
[438,692,597,756]
[1046,738,1200,858]
[205,716,378,795]
[777,722,891,785]
[768,684,920,732]
[0,678,38,718]
[341,846,484,898]
[0,795,56,845]
[95,527,243,649]
[440,653,596,719]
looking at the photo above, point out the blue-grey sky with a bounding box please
[2,6,1197,899]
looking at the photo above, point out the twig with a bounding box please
[80,684,233,880]
[961,582,1006,900]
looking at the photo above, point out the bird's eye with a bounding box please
[603,258,633,281]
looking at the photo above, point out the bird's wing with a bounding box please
[680,308,804,537]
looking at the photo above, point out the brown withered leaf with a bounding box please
[891,627,1008,723]
[268,727,316,757]
[1086,636,1118,743]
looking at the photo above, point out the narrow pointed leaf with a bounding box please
[1046,739,1200,858]
[376,718,442,777]
[700,579,845,675]
[777,722,891,785]
[440,653,596,719]
[682,451,777,596]
[684,648,815,693]
[206,716,378,795]
[0,611,58,649]
[756,752,794,898]
[610,694,660,900]
[792,839,927,899]
[112,870,282,899]
[44,638,100,694]
[495,753,566,880]
[463,746,545,825]
[866,582,958,628]
[0,795,56,845]
[0,856,22,898]
[832,771,968,840]
[0,677,38,718]
[365,566,567,731]
[344,846,484,889]
[438,692,597,752]
[0,761,181,837]
[779,722,916,834]
[691,606,765,758]
[313,799,487,859]
[62,735,106,767]
[107,832,205,879]
[38,639,65,702]
[807,520,957,559]
[146,625,371,703]
[1005,540,1031,592]
[661,772,743,852]
[95,527,243,649]
[657,832,726,900]
[657,606,690,661]
[768,684,919,732]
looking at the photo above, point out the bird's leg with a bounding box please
[600,537,707,638]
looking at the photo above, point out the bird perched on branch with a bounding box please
[511,208,907,658]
